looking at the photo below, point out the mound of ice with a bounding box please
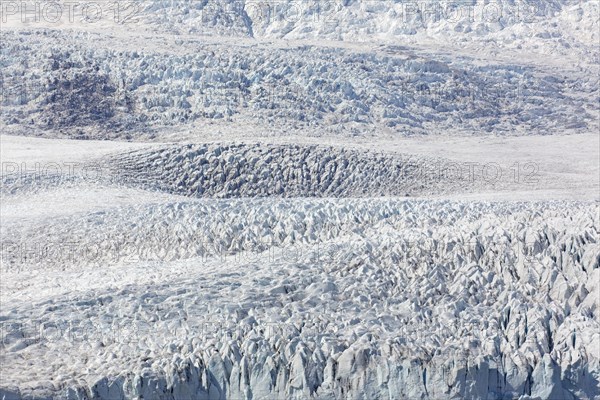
[104,143,492,198]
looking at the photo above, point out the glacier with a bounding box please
[0,1,599,399]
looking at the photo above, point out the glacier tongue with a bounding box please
[1,199,598,399]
